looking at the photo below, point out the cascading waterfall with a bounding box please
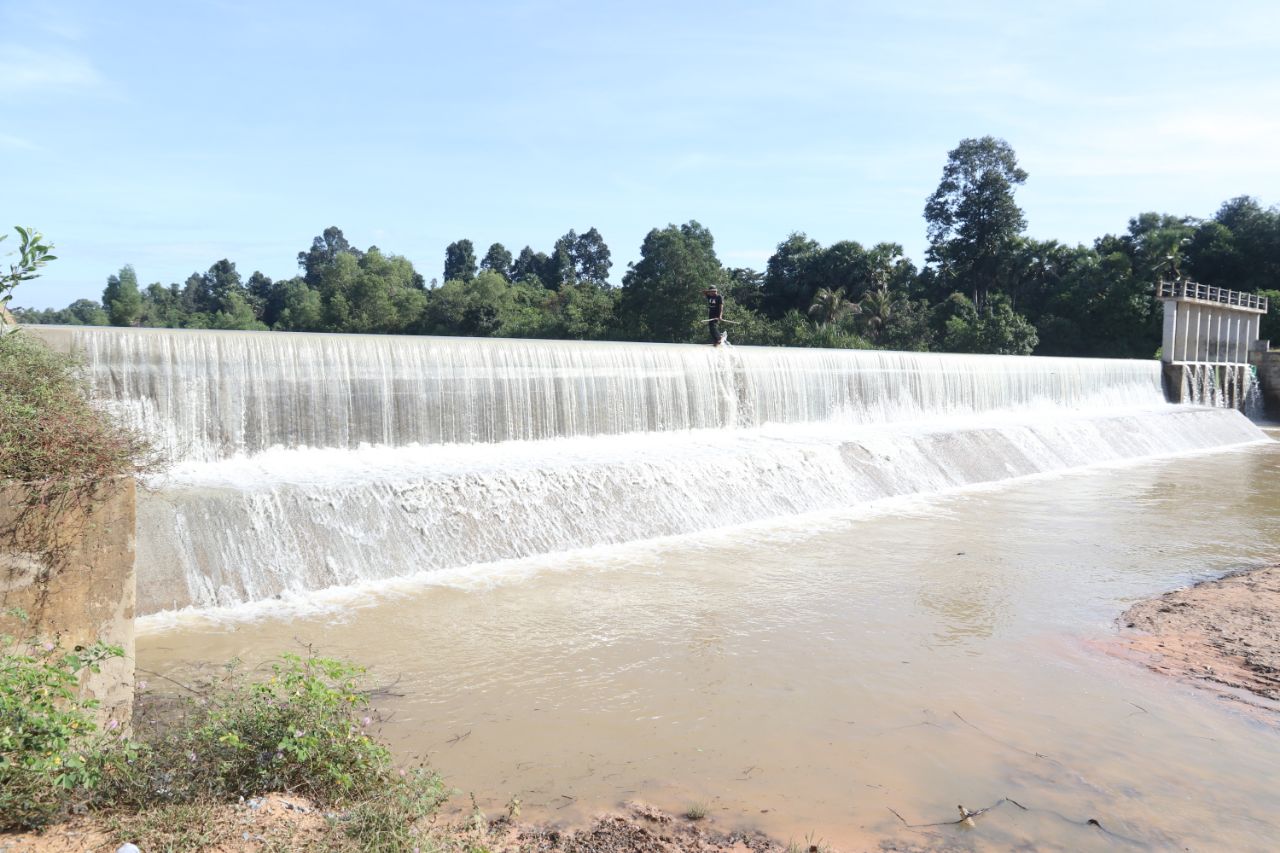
[1178,362,1257,409]
[76,327,1171,462]
[43,326,1268,614]
[1245,365,1266,419]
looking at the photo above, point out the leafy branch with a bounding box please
[1,225,57,310]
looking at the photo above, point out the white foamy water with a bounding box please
[69,326,1166,461]
[39,326,1266,614]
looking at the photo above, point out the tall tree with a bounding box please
[444,239,477,283]
[299,226,361,285]
[202,259,246,314]
[572,227,612,285]
[546,233,577,289]
[762,232,822,317]
[246,271,284,326]
[102,264,143,326]
[510,246,549,287]
[481,242,513,279]
[924,136,1028,306]
[618,221,723,342]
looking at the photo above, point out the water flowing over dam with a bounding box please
[47,327,1266,614]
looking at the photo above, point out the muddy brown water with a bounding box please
[139,442,1280,851]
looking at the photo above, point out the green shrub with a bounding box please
[1,645,450,839]
[105,653,403,809]
[0,634,124,830]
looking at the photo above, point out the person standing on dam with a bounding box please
[703,284,725,345]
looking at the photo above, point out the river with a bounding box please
[138,438,1280,851]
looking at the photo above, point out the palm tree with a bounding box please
[857,286,900,342]
[807,287,859,327]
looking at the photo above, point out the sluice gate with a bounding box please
[1158,280,1268,409]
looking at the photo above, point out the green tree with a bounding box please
[548,282,616,339]
[1187,197,1280,293]
[140,282,185,327]
[572,227,612,285]
[275,280,325,331]
[102,264,143,327]
[546,234,576,289]
[510,246,545,286]
[924,136,1028,306]
[617,221,724,342]
[444,239,477,283]
[246,271,284,326]
[878,298,934,351]
[807,287,858,326]
[856,286,899,342]
[345,248,427,334]
[422,270,516,336]
[209,291,268,330]
[299,226,362,285]
[940,292,1038,355]
[62,298,109,326]
[481,243,513,279]
[762,232,822,317]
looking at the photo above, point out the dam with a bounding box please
[29,325,1280,848]
[31,325,1265,613]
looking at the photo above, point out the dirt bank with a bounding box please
[0,799,794,853]
[1118,564,1280,709]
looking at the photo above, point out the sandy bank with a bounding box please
[1117,563,1280,710]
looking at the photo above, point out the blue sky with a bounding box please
[5,0,1279,309]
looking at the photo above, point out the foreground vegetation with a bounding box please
[18,137,1280,359]
[1,645,458,851]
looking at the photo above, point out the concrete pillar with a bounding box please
[1162,301,1178,363]
[1179,302,1193,361]
[1197,307,1210,362]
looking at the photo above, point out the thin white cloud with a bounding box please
[0,132,38,150]
[2,0,87,41]
[0,44,103,97]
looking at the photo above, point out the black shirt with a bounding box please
[705,292,723,318]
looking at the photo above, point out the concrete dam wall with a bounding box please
[27,326,1268,615]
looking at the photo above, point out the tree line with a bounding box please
[17,137,1280,357]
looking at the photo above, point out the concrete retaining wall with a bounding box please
[1250,349,1280,419]
[0,479,136,724]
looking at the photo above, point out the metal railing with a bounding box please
[1158,280,1268,312]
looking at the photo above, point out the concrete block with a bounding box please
[0,479,136,725]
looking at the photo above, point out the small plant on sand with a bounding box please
[685,801,709,820]
[786,832,833,853]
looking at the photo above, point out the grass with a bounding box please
[685,802,709,821]
[785,832,834,853]
[104,803,254,852]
